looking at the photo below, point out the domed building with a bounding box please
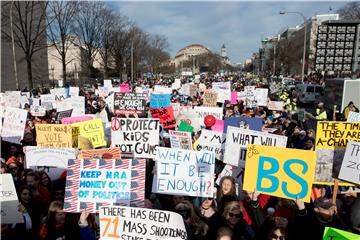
[174,44,211,68]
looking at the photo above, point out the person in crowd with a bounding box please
[216,176,238,213]
[342,101,359,120]
[26,171,52,215]
[216,227,233,240]
[268,226,287,240]
[314,102,327,121]
[6,156,23,188]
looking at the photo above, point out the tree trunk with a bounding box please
[26,57,33,89]
[62,59,67,83]
[104,48,109,78]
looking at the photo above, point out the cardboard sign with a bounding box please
[36,124,72,148]
[196,129,225,160]
[0,174,24,223]
[72,119,106,148]
[150,106,176,129]
[30,105,46,116]
[212,82,231,102]
[347,111,360,122]
[24,146,76,168]
[254,88,268,106]
[111,118,159,158]
[194,106,223,126]
[120,84,130,93]
[64,158,145,213]
[189,84,198,97]
[150,94,171,108]
[81,148,121,159]
[268,101,284,111]
[114,93,146,115]
[99,206,187,240]
[61,116,94,124]
[203,91,218,107]
[56,109,73,121]
[224,117,263,133]
[243,145,316,203]
[153,147,215,197]
[338,141,360,185]
[168,130,192,150]
[2,107,28,144]
[323,227,359,240]
[315,122,360,184]
[224,126,288,167]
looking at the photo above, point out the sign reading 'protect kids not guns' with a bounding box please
[243,144,316,203]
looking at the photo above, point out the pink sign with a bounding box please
[120,84,130,93]
[61,116,93,124]
[231,92,238,104]
[211,119,224,132]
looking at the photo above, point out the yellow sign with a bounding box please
[315,122,360,185]
[35,124,72,148]
[243,144,316,203]
[72,119,106,148]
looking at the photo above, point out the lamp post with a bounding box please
[131,40,134,84]
[280,11,307,83]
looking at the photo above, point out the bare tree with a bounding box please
[47,1,78,83]
[337,2,360,20]
[144,34,170,73]
[2,1,49,89]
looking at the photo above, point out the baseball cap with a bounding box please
[314,197,334,209]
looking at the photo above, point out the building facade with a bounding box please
[174,44,212,68]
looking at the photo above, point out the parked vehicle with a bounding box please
[292,84,324,104]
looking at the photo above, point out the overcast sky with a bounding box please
[108,1,347,63]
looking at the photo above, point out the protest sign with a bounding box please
[50,88,66,101]
[81,148,121,159]
[195,129,225,160]
[224,117,263,133]
[64,158,145,213]
[243,144,316,203]
[178,121,194,133]
[69,87,79,96]
[61,116,94,124]
[36,124,72,148]
[338,141,360,185]
[65,96,85,116]
[120,84,130,93]
[98,87,110,97]
[58,79,63,87]
[189,84,198,97]
[323,227,359,240]
[211,119,224,132]
[267,101,284,111]
[224,126,287,167]
[0,174,24,223]
[176,109,201,132]
[32,98,40,107]
[104,79,112,89]
[72,119,106,148]
[150,106,176,129]
[150,94,171,108]
[245,86,256,108]
[24,146,76,168]
[4,91,21,108]
[231,91,238,104]
[254,88,268,106]
[153,147,215,197]
[212,82,231,102]
[172,78,182,89]
[30,105,46,117]
[111,118,159,158]
[347,111,360,122]
[194,106,223,126]
[1,107,28,144]
[154,85,172,94]
[171,103,192,119]
[315,121,360,184]
[203,91,218,107]
[114,93,147,115]
[168,130,193,150]
[237,91,246,102]
[99,206,187,240]
[56,109,73,122]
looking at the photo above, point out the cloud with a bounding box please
[110,1,346,63]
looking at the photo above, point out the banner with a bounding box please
[150,106,176,129]
[114,93,147,115]
[315,122,360,184]
[224,117,263,133]
[61,116,94,124]
[243,145,316,203]
[224,126,287,167]
[323,227,359,239]
[195,129,225,160]
[338,141,360,185]
[36,124,73,148]
[81,148,121,159]
[2,107,28,144]
[168,130,192,150]
[268,101,284,111]
[153,147,215,197]
[194,106,223,126]
[72,119,106,148]
[24,146,76,168]
[111,118,159,158]
[0,174,24,223]
[212,82,231,102]
[99,206,187,240]
[150,94,171,108]
[120,84,130,93]
[254,88,268,106]
[64,158,145,213]
[203,91,218,107]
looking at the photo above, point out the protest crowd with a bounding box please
[1,73,360,240]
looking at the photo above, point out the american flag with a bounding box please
[99,159,114,169]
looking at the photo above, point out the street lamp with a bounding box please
[280,11,307,83]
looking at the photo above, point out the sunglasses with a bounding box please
[228,212,241,218]
[271,233,285,240]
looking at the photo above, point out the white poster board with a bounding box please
[254,88,268,106]
[69,87,79,97]
[168,130,193,150]
[196,129,225,160]
[65,96,85,116]
[1,107,28,144]
[212,82,231,102]
[338,141,360,185]
[194,106,223,127]
[0,174,24,223]
[24,146,76,168]
[347,111,360,122]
